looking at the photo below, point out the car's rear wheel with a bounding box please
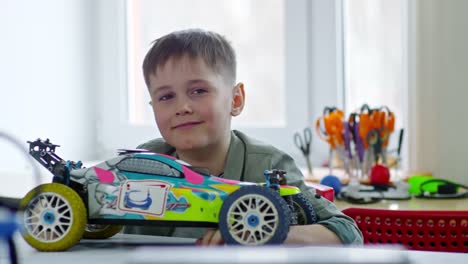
[20,183,86,251]
[291,193,317,225]
[219,186,291,245]
[82,224,123,239]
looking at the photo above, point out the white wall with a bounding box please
[409,0,468,184]
[0,0,96,196]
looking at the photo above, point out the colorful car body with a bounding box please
[72,152,300,225]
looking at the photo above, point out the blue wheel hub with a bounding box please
[42,211,55,225]
[246,214,259,227]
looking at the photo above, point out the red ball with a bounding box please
[370,164,390,185]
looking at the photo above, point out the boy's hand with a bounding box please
[196,229,224,246]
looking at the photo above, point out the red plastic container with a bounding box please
[305,181,334,202]
[342,207,468,252]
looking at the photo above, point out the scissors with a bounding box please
[315,107,354,176]
[315,108,345,149]
[366,127,390,164]
[348,113,364,163]
[294,127,313,175]
[377,106,395,148]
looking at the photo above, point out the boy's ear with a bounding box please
[231,82,245,117]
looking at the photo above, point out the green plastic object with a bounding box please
[408,175,436,194]
[407,175,457,195]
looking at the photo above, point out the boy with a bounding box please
[124,29,363,245]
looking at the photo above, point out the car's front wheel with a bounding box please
[20,183,87,251]
[219,186,291,245]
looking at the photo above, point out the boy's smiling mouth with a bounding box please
[172,121,204,129]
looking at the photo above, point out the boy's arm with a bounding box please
[198,152,364,246]
[273,153,364,245]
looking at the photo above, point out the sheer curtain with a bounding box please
[342,0,407,152]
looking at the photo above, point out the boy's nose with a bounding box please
[175,101,193,116]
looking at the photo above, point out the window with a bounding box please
[342,0,407,151]
[342,0,406,127]
[96,0,314,162]
[127,0,286,127]
[117,158,181,177]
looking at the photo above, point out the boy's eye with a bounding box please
[191,88,207,95]
[158,93,174,101]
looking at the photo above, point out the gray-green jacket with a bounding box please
[124,130,363,244]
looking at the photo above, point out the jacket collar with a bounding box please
[223,130,246,181]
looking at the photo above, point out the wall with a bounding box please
[0,0,96,197]
[409,0,468,184]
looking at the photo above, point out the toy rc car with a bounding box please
[20,139,317,251]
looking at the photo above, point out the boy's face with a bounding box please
[148,55,242,151]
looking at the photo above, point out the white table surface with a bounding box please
[2,233,467,264]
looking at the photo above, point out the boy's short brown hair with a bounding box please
[143,29,237,87]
